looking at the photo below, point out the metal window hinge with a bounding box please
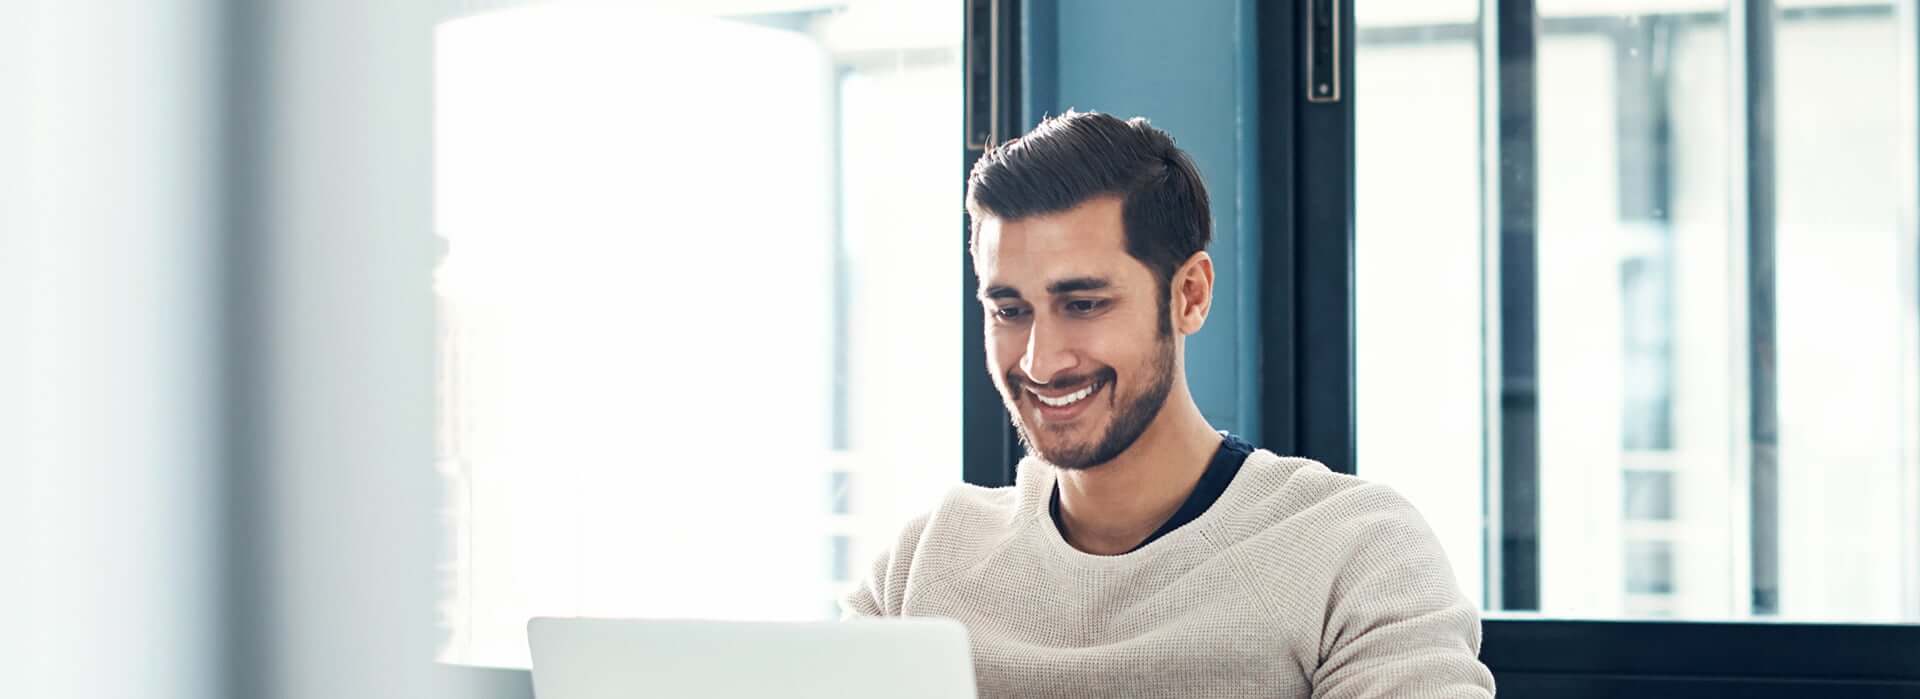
[965,0,1005,149]
[1307,0,1341,103]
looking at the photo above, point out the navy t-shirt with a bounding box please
[1048,432,1258,553]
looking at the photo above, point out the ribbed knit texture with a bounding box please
[842,449,1496,698]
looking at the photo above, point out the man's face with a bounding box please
[973,196,1178,470]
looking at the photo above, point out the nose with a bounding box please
[1018,315,1078,386]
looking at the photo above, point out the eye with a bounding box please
[1066,299,1107,315]
[993,305,1028,322]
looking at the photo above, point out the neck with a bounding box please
[1054,383,1221,555]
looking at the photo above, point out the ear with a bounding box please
[1170,251,1214,335]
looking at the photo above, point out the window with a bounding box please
[1357,0,1920,622]
[434,1,961,668]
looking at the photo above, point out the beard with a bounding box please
[1001,331,1177,471]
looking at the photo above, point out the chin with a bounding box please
[1032,434,1111,471]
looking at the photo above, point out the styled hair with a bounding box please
[965,110,1213,324]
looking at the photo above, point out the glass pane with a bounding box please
[1534,7,1739,620]
[1358,0,1920,622]
[1355,0,1489,608]
[433,2,960,667]
[1774,1,1917,621]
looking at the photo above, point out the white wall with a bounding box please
[2,1,226,697]
[236,0,530,696]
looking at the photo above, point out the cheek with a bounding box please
[1092,327,1159,376]
[984,326,1024,369]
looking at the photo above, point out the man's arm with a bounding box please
[1310,488,1496,698]
[840,550,890,618]
[838,513,932,620]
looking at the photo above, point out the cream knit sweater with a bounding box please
[842,449,1496,698]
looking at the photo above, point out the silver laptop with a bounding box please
[527,617,977,699]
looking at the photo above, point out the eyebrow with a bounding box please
[977,276,1114,302]
[1046,276,1112,295]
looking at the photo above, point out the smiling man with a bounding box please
[842,111,1495,698]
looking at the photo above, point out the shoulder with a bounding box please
[923,480,1024,536]
[1210,450,1444,562]
[868,480,1027,598]
[1214,452,1473,633]
[910,480,1025,560]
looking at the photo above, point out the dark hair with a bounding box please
[965,110,1213,327]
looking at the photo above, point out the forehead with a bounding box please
[974,197,1135,284]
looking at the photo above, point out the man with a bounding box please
[843,111,1495,697]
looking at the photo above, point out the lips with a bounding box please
[1025,379,1106,423]
[1027,379,1103,407]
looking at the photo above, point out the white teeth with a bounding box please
[1032,381,1099,408]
